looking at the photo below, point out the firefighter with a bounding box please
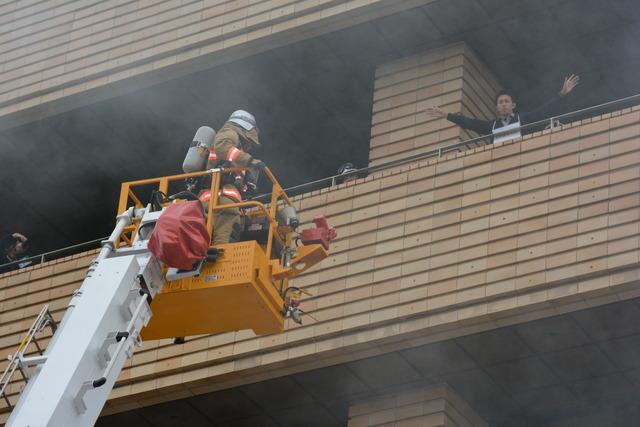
[333,162,359,185]
[200,110,266,245]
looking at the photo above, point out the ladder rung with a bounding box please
[33,337,43,355]
[2,392,10,408]
[0,304,58,410]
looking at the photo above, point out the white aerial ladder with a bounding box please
[3,206,165,427]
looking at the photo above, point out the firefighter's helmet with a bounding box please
[337,163,357,176]
[334,163,358,185]
[228,110,257,131]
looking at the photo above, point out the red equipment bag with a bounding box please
[148,201,210,270]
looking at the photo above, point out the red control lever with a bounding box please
[300,215,337,250]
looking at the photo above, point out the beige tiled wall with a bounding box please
[0,0,436,127]
[348,384,487,427]
[1,106,638,421]
[369,43,501,166]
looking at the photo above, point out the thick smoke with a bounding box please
[0,0,637,266]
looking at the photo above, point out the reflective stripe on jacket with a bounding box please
[199,186,242,203]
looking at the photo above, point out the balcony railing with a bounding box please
[283,92,640,195]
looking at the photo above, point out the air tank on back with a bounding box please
[182,126,216,173]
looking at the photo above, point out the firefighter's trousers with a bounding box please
[212,195,242,245]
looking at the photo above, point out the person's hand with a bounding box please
[250,158,266,170]
[559,74,580,96]
[245,182,258,198]
[425,106,446,119]
[12,233,27,242]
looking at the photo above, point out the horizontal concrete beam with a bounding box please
[0,0,434,131]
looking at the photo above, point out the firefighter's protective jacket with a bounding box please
[200,122,261,203]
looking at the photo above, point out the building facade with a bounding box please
[1,1,640,426]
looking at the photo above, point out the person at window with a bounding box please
[425,74,580,144]
[0,233,33,273]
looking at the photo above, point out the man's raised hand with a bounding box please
[11,233,27,242]
[560,74,580,96]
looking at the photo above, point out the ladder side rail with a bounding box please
[15,305,49,354]
[0,304,54,406]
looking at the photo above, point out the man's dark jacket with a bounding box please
[446,94,564,135]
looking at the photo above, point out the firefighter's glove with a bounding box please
[244,182,258,198]
[250,158,266,170]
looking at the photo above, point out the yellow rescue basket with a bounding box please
[115,167,333,340]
